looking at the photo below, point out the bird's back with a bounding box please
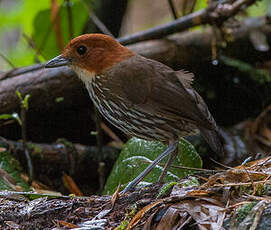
[86,55,219,143]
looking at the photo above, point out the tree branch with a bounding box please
[167,0,178,19]
[118,0,257,45]
[0,137,119,180]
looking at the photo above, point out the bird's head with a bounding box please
[45,34,135,79]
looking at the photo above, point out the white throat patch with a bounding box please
[71,65,96,83]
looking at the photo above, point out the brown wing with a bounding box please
[104,55,217,130]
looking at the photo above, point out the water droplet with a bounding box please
[233,77,240,84]
[212,59,219,65]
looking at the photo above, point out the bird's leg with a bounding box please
[122,140,178,193]
[158,145,178,183]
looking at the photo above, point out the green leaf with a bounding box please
[0,114,14,120]
[16,90,31,110]
[156,181,177,199]
[32,1,89,59]
[55,97,64,103]
[16,90,22,101]
[12,113,22,126]
[0,1,51,69]
[104,137,202,194]
[0,113,22,126]
[220,55,271,84]
[23,94,31,110]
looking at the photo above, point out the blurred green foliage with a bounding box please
[0,0,90,70]
[247,0,271,17]
[221,55,271,84]
[33,1,89,59]
[0,0,50,69]
[0,149,30,191]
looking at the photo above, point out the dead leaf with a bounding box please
[56,220,79,228]
[50,0,64,50]
[155,206,181,230]
[0,147,6,152]
[101,122,123,148]
[62,173,83,196]
[127,200,163,230]
[144,199,226,230]
[0,168,23,191]
[187,190,210,196]
[245,105,271,154]
[173,200,225,230]
[94,184,121,220]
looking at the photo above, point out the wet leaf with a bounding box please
[155,206,180,230]
[104,138,202,194]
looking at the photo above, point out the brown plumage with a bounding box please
[46,34,224,192]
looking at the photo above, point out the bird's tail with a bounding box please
[199,127,225,156]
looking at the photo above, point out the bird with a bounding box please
[45,33,224,193]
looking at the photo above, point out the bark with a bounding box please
[0,185,161,229]
[0,67,82,114]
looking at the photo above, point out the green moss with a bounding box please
[182,177,200,187]
[255,184,264,196]
[115,204,137,230]
[156,182,177,199]
[263,184,271,194]
[236,202,257,223]
[238,184,264,197]
[31,144,42,155]
[57,138,74,149]
[238,185,252,196]
[116,220,129,230]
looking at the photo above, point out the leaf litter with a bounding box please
[125,156,271,230]
[2,158,271,229]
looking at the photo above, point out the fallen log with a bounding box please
[0,137,119,194]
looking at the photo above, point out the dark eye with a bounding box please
[77,45,87,55]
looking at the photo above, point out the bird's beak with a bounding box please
[45,55,70,68]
